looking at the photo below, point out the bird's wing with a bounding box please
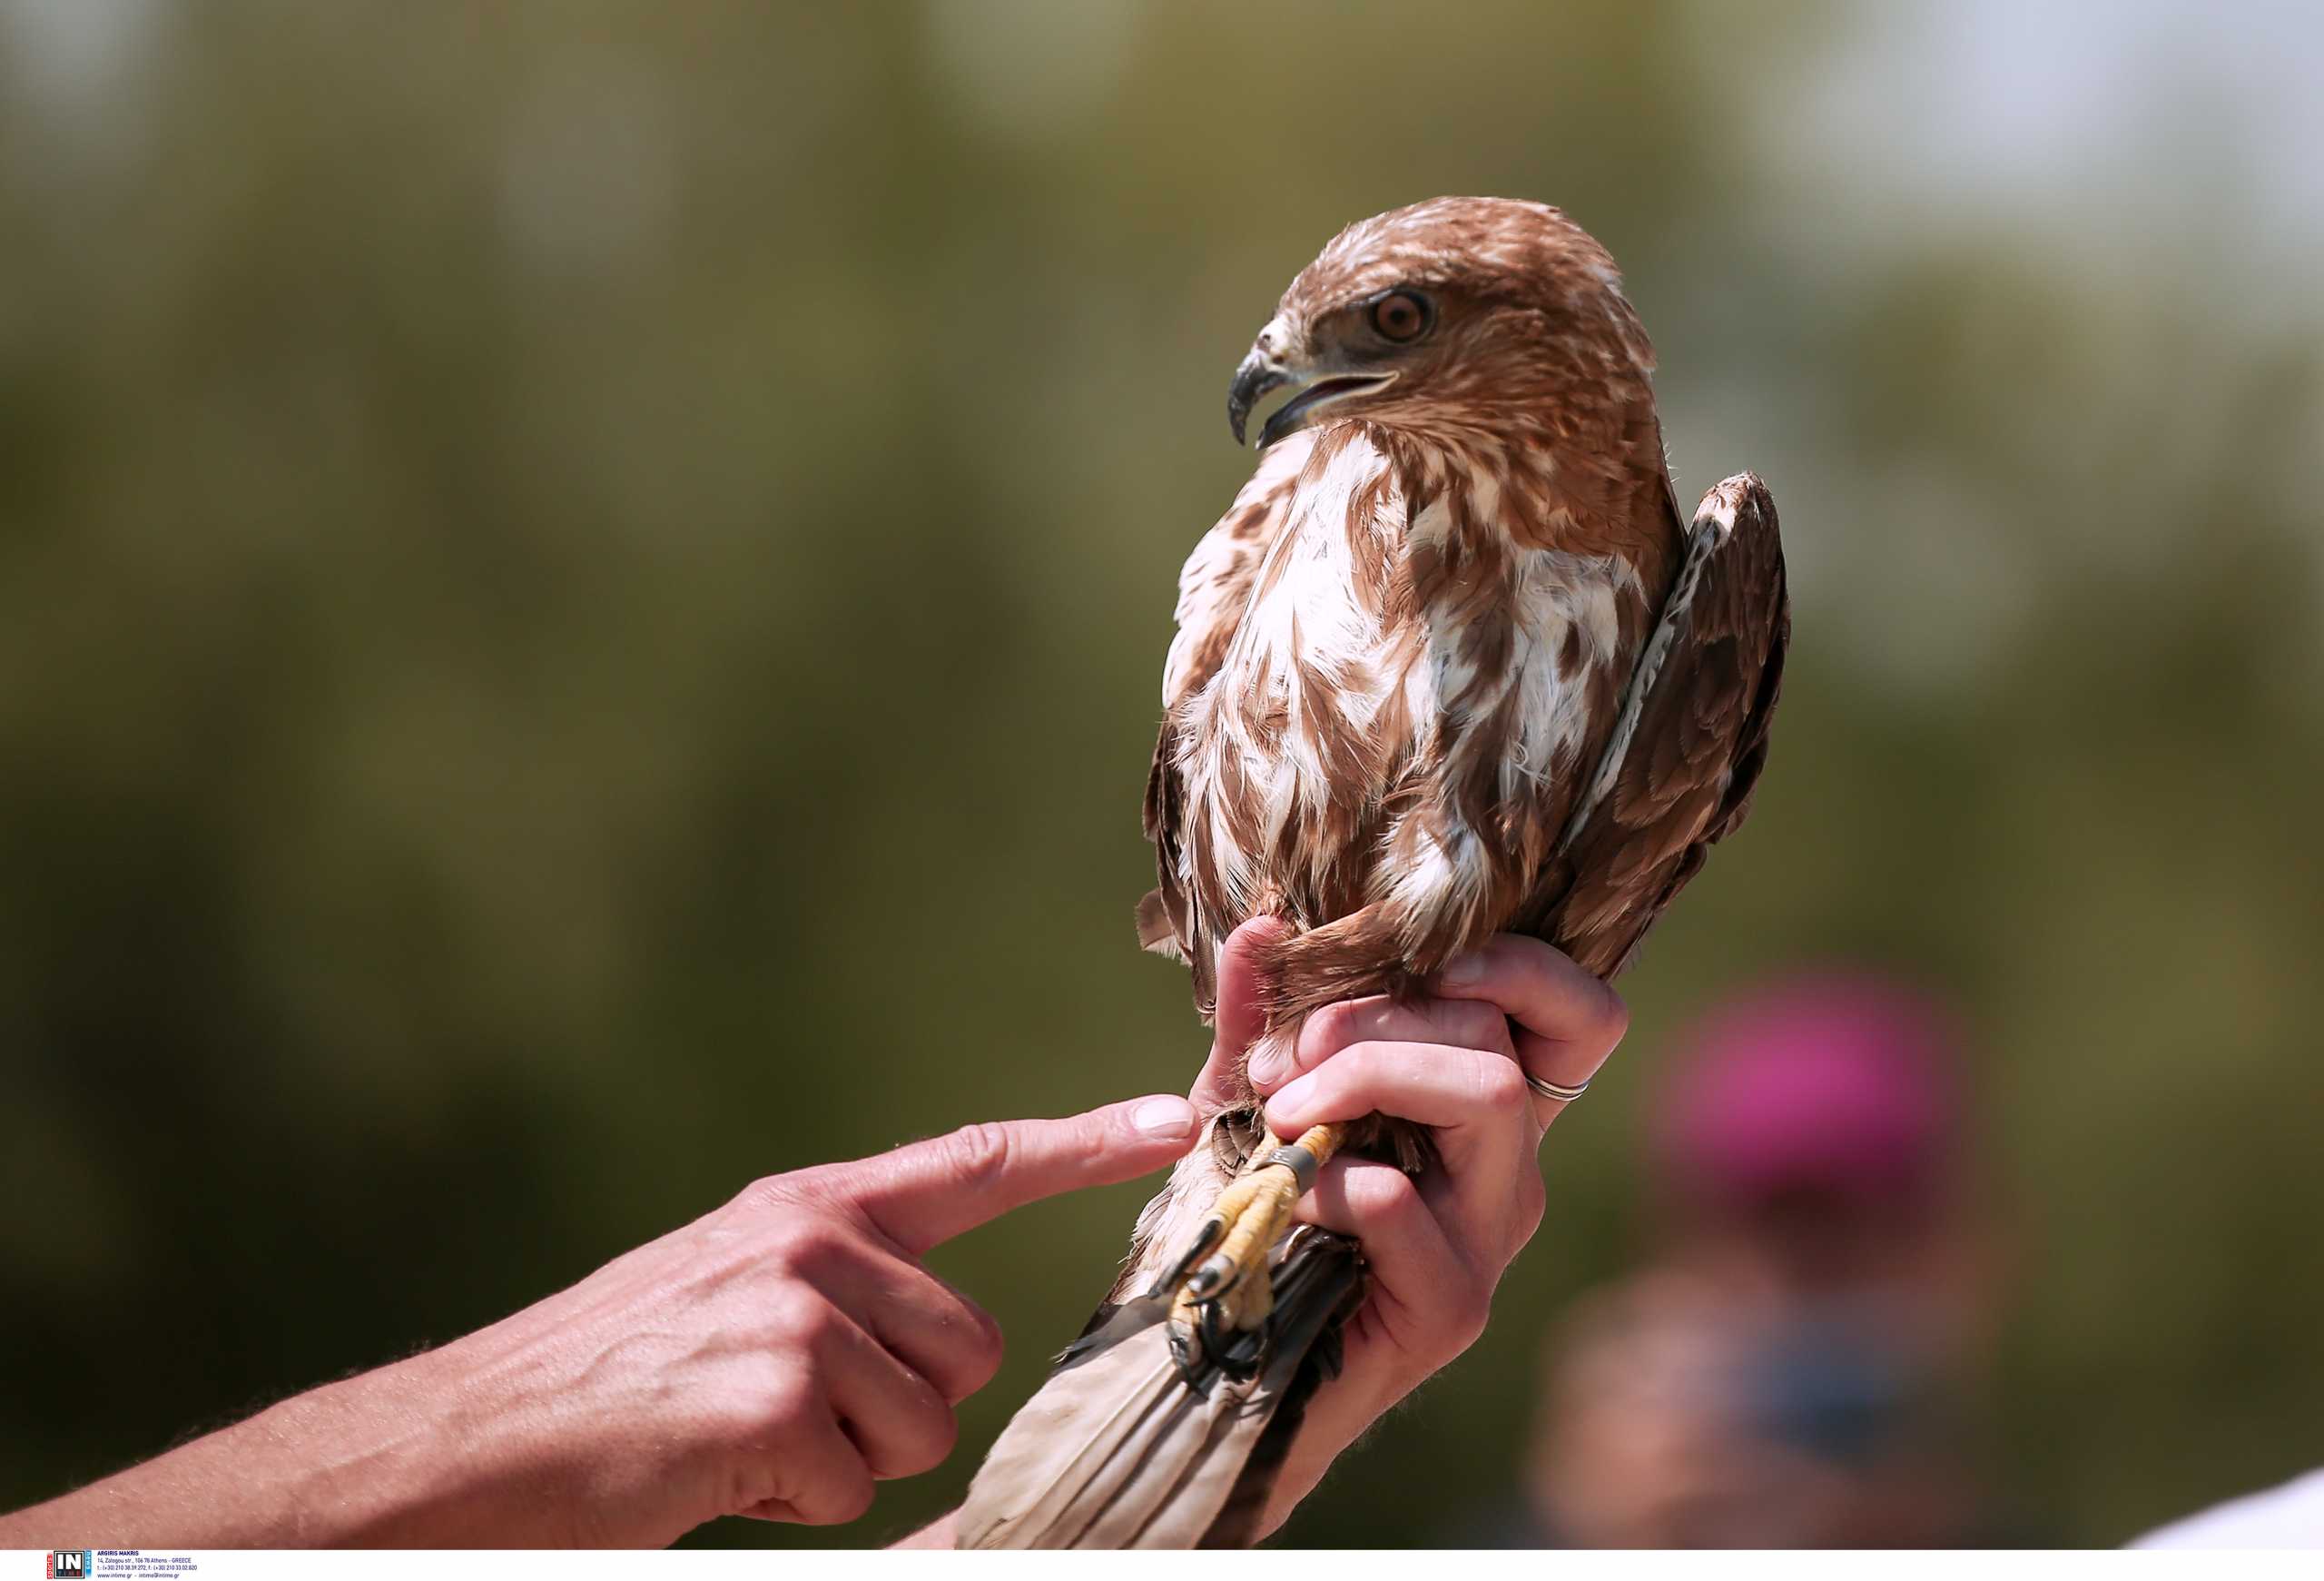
[1137,433,1315,1011]
[1522,472,1788,979]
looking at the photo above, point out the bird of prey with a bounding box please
[959,197,1788,1547]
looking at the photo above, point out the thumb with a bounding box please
[1187,914,1291,1113]
[841,1094,1199,1253]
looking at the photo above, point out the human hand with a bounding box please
[1189,919,1629,1532]
[0,1095,1200,1550]
[415,1094,1200,1545]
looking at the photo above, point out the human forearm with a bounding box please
[4,1096,1201,1549]
[0,1348,529,1546]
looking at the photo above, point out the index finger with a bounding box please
[833,1095,1199,1253]
[1435,935,1630,1093]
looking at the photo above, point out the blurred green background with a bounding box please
[5,0,2321,1549]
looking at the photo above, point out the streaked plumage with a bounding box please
[961,197,1787,1548]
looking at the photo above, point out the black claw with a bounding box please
[1195,1284,1266,1379]
[1149,1215,1226,1299]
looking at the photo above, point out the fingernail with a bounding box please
[1441,951,1487,987]
[1133,1096,1195,1141]
[1246,1042,1288,1089]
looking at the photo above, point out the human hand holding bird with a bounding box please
[1191,920,1632,1537]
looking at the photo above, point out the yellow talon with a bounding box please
[1166,1122,1345,1342]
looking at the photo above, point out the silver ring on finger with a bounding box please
[1524,1072,1590,1104]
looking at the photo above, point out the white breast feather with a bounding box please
[1175,436,1625,927]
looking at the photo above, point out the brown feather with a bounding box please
[964,199,1788,1548]
[1524,473,1788,978]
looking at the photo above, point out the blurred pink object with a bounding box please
[1651,976,1965,1212]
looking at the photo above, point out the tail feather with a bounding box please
[1187,1233,1364,1546]
[956,1228,1364,1548]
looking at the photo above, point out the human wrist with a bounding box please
[369,1314,669,1546]
[216,1326,606,1546]
[243,1346,515,1544]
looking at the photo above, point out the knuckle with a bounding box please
[1593,984,1632,1048]
[1305,1001,1365,1061]
[805,1466,876,1526]
[735,1171,803,1214]
[767,1213,850,1278]
[743,1164,862,1230]
[766,1289,842,1354]
[937,1122,1015,1194]
[930,1403,962,1462]
[1452,1284,1493,1347]
[1517,1178,1547,1244]
[956,1305,1007,1388]
[744,1366,826,1444]
[1452,1000,1513,1054]
[1344,1038,1393,1082]
[1346,1162,1423,1223]
[834,1473,877,1525]
[1475,1058,1529,1112]
[893,1405,960,1476]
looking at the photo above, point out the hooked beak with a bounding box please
[1226,349,1397,449]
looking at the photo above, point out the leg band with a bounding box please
[1259,1143,1320,1195]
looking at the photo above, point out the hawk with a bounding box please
[959,197,1787,1547]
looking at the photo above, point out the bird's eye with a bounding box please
[1370,290,1431,343]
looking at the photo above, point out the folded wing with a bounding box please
[1519,471,1789,978]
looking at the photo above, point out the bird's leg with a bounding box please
[1163,1122,1344,1341]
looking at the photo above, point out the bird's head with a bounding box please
[1226,197,1657,450]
